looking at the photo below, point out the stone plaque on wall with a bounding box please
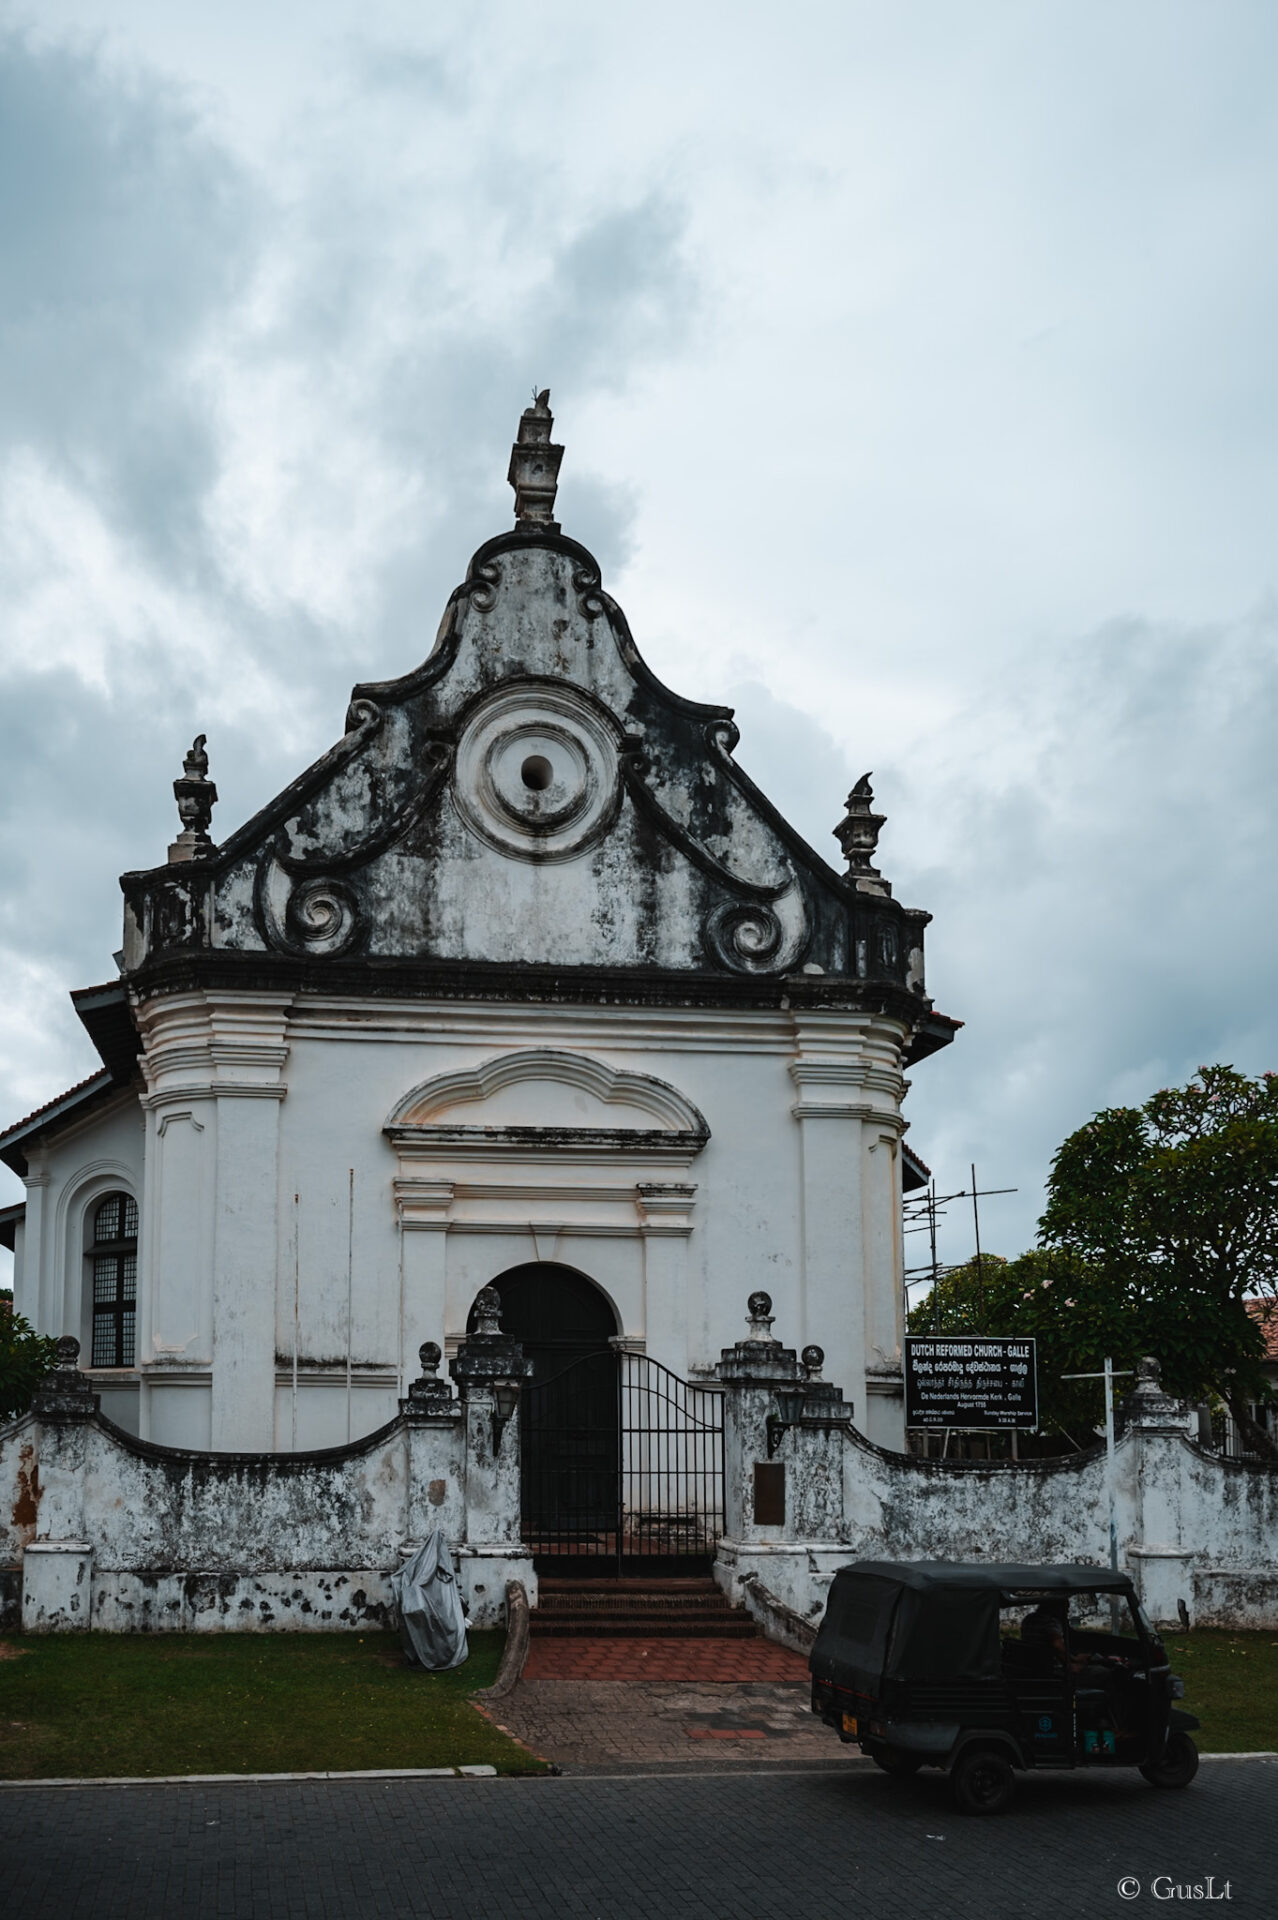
[753,1461,786,1526]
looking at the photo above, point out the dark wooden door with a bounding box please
[479,1265,620,1556]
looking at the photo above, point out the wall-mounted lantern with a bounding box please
[491,1380,521,1453]
[766,1384,808,1458]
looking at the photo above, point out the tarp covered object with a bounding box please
[390,1534,469,1671]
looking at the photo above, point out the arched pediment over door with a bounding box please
[387,1049,705,1383]
[384,1049,710,1157]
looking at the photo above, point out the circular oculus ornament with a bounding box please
[452,685,621,860]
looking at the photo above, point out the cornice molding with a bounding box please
[143,1083,287,1110]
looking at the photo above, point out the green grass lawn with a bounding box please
[2,1626,1272,1779]
[1163,1631,1278,1754]
[0,1630,547,1779]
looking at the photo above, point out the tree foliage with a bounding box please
[0,1307,58,1424]
[908,1250,1139,1447]
[1037,1064,1278,1457]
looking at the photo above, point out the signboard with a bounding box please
[904,1336,1038,1429]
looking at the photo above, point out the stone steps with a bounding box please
[531,1576,759,1640]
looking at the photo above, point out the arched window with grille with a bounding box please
[90,1192,138,1368]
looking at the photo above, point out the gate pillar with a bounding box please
[1118,1357,1200,1630]
[713,1293,853,1622]
[450,1287,537,1624]
[22,1338,99,1631]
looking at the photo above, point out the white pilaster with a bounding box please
[861,1119,907,1448]
[22,1160,52,1330]
[788,1011,910,1432]
[135,991,292,1452]
[395,1177,454,1383]
[637,1181,696,1372]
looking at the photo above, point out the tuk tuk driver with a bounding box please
[1020,1602,1094,1674]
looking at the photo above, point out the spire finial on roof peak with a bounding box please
[508,388,564,533]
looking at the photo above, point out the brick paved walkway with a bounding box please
[521,1634,809,1680]
[3,1761,1272,1919]
[484,1678,851,1770]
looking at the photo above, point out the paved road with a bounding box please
[3,1760,1269,1920]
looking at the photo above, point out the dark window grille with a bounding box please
[90,1192,138,1368]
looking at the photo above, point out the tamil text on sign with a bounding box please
[904,1336,1038,1429]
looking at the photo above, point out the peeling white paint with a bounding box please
[713,1327,1278,1630]
[3,1381,533,1632]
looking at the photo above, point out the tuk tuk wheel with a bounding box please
[872,1749,923,1777]
[1139,1730,1199,1789]
[950,1746,1016,1815]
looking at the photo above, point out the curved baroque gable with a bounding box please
[116,438,940,1043]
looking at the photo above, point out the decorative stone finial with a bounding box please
[834,774,891,897]
[31,1332,97,1421]
[450,1287,534,1397]
[746,1291,776,1341]
[1118,1353,1195,1436]
[169,733,218,864]
[405,1339,455,1414]
[471,1286,503,1339]
[507,389,564,532]
[802,1344,825,1380]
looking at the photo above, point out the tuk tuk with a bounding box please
[810,1560,1200,1814]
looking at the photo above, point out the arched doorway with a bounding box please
[474,1264,620,1561]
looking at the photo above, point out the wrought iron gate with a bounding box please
[521,1350,725,1572]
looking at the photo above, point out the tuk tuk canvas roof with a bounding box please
[813,1561,1137,1693]
[844,1560,1133,1595]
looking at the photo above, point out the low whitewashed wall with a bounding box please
[712,1331,1278,1632]
[8,1328,1276,1636]
[843,1427,1278,1628]
[80,1416,427,1575]
[1,1353,534,1632]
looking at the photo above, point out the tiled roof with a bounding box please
[902,1142,933,1183]
[0,1069,115,1148]
[0,1199,23,1252]
[1245,1298,1278,1362]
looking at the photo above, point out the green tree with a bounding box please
[1038,1064,1278,1458]
[908,1250,1140,1448]
[0,1307,58,1423]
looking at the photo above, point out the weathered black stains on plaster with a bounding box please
[119,529,945,1043]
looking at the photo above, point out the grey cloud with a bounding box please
[0,28,708,1236]
[536,197,699,390]
[13,3,1274,1320]
[724,679,860,867]
[284,194,700,659]
[0,32,256,570]
[702,613,1278,1276]
[889,605,1278,1264]
[343,39,458,102]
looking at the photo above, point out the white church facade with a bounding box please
[1,395,955,1460]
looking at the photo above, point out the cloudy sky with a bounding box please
[2,2,1276,1288]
